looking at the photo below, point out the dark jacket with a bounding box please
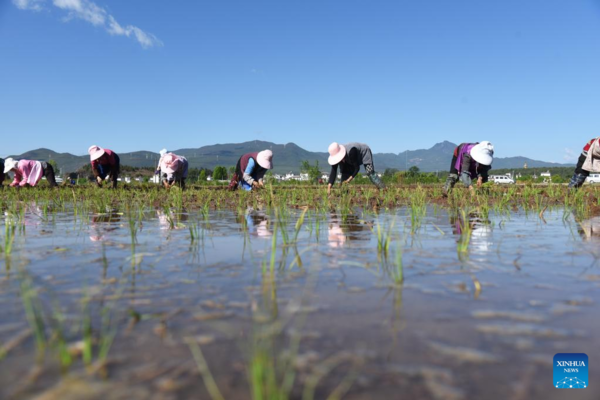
[328,143,374,185]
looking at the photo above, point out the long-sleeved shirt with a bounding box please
[241,158,266,191]
[91,149,118,177]
[11,160,44,187]
[455,147,491,187]
[160,155,189,182]
[328,147,364,185]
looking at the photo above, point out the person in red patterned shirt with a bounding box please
[568,137,600,189]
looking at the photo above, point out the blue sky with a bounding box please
[1,0,600,163]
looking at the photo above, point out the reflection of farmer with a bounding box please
[449,212,492,252]
[244,209,272,237]
[443,142,494,196]
[89,213,122,242]
[159,153,188,189]
[328,223,346,248]
[327,213,371,247]
[4,158,58,187]
[228,150,273,191]
[327,142,385,195]
[88,145,120,189]
[576,215,600,240]
[568,137,600,189]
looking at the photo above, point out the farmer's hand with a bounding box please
[96,176,103,185]
[344,176,353,184]
[258,181,265,188]
[477,177,483,188]
[469,185,475,193]
[252,181,260,189]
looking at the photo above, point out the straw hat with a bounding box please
[470,141,494,166]
[161,153,182,173]
[3,158,18,174]
[256,150,273,170]
[88,145,105,161]
[327,142,346,165]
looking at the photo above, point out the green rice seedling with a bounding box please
[292,207,308,243]
[456,209,472,260]
[390,244,404,285]
[1,219,17,258]
[372,218,395,256]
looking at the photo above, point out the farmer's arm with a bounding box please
[327,164,338,194]
[477,165,491,185]
[460,153,473,188]
[256,168,267,187]
[349,148,360,180]
[243,158,258,187]
[10,172,21,187]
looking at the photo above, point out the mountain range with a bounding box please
[8,141,572,174]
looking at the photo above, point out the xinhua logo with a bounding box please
[554,353,588,389]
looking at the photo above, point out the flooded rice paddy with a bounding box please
[1,191,600,399]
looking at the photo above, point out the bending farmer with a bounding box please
[443,142,494,196]
[4,158,58,187]
[228,150,273,191]
[568,137,600,189]
[159,153,188,189]
[88,145,120,189]
[327,142,385,195]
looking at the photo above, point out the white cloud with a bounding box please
[107,16,162,49]
[12,0,45,11]
[13,0,162,48]
[53,0,106,26]
[563,148,578,162]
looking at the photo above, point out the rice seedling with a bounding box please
[372,218,395,256]
[456,208,472,260]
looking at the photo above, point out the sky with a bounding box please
[1,0,600,163]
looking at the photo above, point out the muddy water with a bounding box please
[0,207,599,399]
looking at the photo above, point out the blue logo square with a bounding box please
[554,353,588,389]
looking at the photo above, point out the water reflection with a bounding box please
[450,211,493,253]
[156,209,189,230]
[243,209,272,238]
[577,215,600,240]
[328,213,371,248]
[89,212,121,242]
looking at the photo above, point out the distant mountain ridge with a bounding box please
[8,141,573,174]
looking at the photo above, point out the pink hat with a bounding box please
[88,145,105,161]
[161,153,182,173]
[256,150,273,170]
[327,142,346,165]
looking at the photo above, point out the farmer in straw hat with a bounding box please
[568,137,600,189]
[442,141,494,196]
[159,152,189,189]
[228,150,273,191]
[3,158,59,188]
[88,145,120,188]
[326,142,385,195]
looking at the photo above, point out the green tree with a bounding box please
[384,168,399,177]
[300,160,320,183]
[213,166,228,180]
[407,166,420,177]
[198,169,207,182]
